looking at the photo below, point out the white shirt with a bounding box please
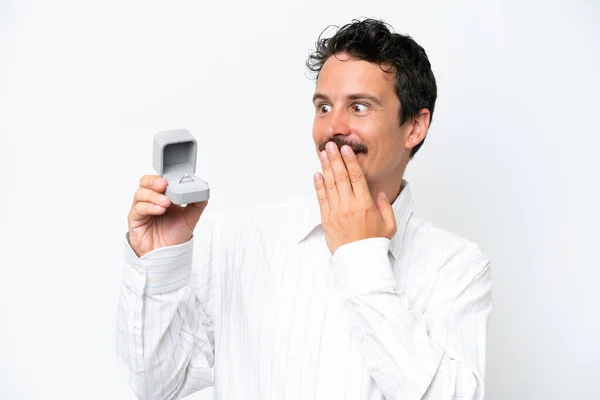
[117,180,492,400]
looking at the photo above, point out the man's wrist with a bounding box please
[330,237,397,299]
[123,233,195,294]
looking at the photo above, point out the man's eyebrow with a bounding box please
[347,93,383,106]
[312,93,330,103]
[311,92,383,106]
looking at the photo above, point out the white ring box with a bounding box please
[153,129,210,205]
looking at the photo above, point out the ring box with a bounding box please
[153,129,210,205]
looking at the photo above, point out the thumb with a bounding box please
[183,200,208,224]
[376,192,396,237]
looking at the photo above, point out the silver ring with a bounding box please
[179,174,194,183]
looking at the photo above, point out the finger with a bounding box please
[133,187,172,209]
[190,200,208,208]
[182,200,208,226]
[313,172,329,217]
[376,192,397,238]
[326,142,353,206]
[340,145,371,205]
[139,175,168,192]
[319,149,339,206]
[129,201,167,223]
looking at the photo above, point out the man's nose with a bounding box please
[327,109,351,136]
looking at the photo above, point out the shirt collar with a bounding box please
[295,179,414,261]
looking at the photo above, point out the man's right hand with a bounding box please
[127,175,208,258]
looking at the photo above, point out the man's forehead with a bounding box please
[316,54,395,96]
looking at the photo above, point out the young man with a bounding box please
[118,18,492,400]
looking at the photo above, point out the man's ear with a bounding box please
[404,108,430,150]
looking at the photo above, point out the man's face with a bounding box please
[312,52,411,184]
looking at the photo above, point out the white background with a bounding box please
[1,0,599,399]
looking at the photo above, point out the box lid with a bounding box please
[153,129,197,181]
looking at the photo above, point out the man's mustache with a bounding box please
[318,137,368,155]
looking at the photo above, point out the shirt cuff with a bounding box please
[330,237,397,300]
[123,232,194,295]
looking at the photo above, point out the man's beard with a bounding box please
[318,136,368,155]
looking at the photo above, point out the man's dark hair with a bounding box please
[306,18,437,159]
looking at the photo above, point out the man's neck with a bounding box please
[368,175,405,205]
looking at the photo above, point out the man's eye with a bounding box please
[352,103,368,112]
[319,104,332,113]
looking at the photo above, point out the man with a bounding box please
[118,18,492,400]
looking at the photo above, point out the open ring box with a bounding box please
[153,129,210,205]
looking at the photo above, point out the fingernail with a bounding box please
[341,145,350,155]
[326,142,335,152]
[314,173,321,182]
[158,194,168,203]
[320,151,327,161]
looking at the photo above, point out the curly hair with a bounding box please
[306,18,437,159]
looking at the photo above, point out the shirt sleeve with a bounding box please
[116,216,223,400]
[330,237,492,400]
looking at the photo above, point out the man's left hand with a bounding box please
[313,142,397,255]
